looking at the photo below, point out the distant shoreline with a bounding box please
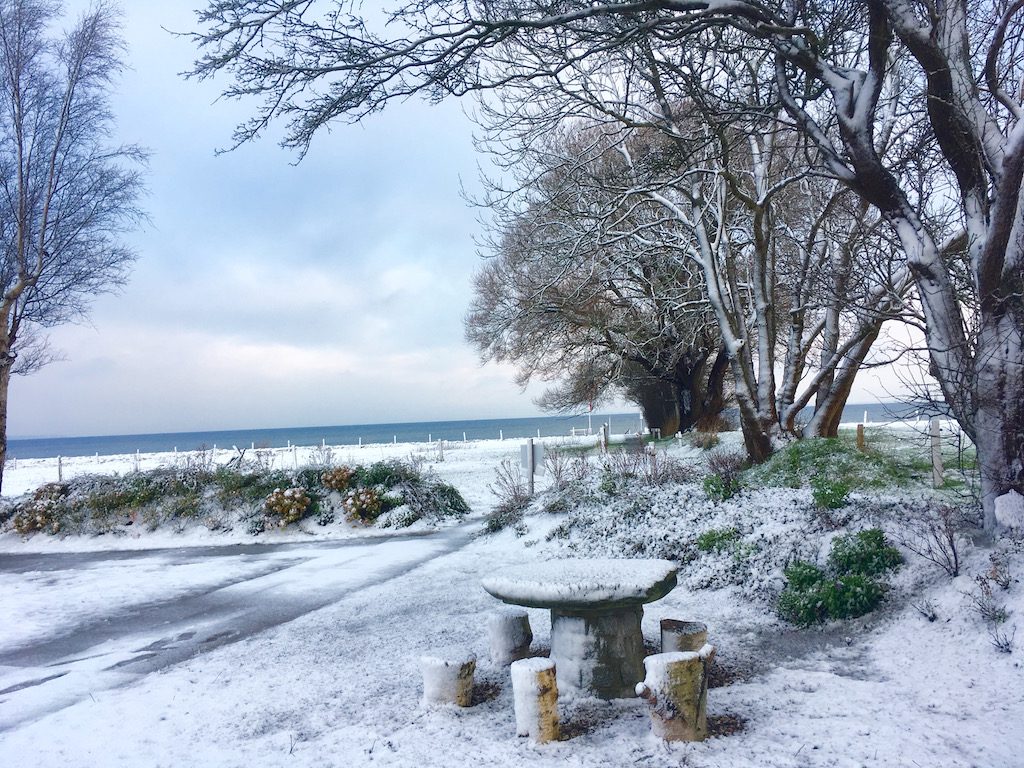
[6,402,924,461]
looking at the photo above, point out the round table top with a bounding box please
[481,558,678,610]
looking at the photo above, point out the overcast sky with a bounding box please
[10,2,551,438]
[9,2,908,439]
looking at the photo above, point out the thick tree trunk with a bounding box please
[735,396,774,463]
[634,379,681,436]
[694,348,729,430]
[974,310,1024,531]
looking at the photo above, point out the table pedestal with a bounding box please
[549,604,645,699]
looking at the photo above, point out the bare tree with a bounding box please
[0,0,145,492]
[190,0,1024,530]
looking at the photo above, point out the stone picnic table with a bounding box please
[481,558,678,699]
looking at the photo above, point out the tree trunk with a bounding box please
[694,348,729,430]
[805,324,884,437]
[974,309,1024,531]
[636,379,681,436]
[0,347,11,498]
[736,398,774,463]
[635,646,715,742]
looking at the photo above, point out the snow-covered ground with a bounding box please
[1,428,1021,767]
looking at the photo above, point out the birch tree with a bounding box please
[190,0,1024,529]
[0,0,144,492]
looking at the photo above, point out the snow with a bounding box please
[995,490,1024,529]
[481,558,678,608]
[1,428,1022,767]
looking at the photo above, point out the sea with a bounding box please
[7,402,920,460]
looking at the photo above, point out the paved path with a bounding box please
[0,527,476,731]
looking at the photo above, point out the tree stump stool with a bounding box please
[488,607,533,665]
[421,649,476,706]
[635,646,715,741]
[510,658,560,743]
[660,619,708,653]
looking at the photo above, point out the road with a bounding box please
[0,526,477,731]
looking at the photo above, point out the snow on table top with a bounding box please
[481,558,678,609]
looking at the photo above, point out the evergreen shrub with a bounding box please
[778,528,902,626]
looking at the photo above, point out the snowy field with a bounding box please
[1,427,1021,767]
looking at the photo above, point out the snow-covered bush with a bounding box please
[12,483,69,534]
[538,478,818,601]
[343,487,384,523]
[486,459,531,532]
[321,466,355,492]
[264,486,312,526]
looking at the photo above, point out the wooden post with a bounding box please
[636,646,715,742]
[510,658,560,743]
[660,620,708,653]
[421,650,476,707]
[57,455,62,482]
[601,423,609,453]
[488,608,533,665]
[931,417,944,488]
[856,423,866,452]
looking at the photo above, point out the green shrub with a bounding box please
[355,461,419,488]
[811,475,850,509]
[213,467,291,506]
[783,560,828,591]
[778,571,886,627]
[425,481,470,518]
[598,470,618,496]
[704,475,737,505]
[696,526,741,553]
[827,528,903,577]
[778,528,901,626]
